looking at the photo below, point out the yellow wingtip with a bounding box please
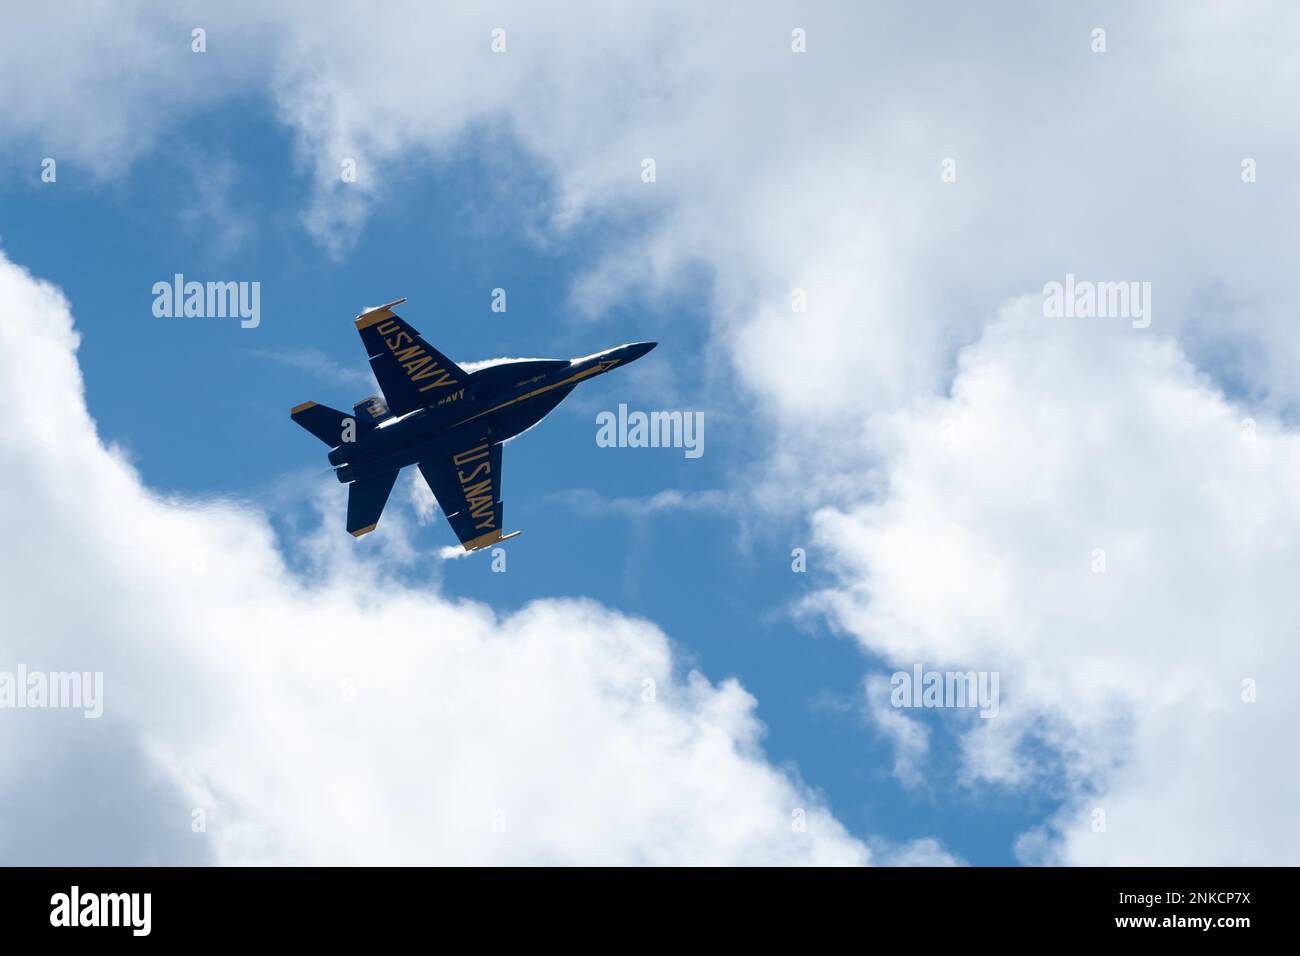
[350,523,378,537]
[355,297,407,329]
[462,529,521,552]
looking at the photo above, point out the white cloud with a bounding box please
[253,347,376,389]
[554,488,733,516]
[872,837,964,868]
[10,3,1300,416]
[0,252,873,865]
[811,300,1300,864]
[863,675,930,791]
[407,468,439,526]
[0,7,260,178]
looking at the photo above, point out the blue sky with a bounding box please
[2,97,1051,864]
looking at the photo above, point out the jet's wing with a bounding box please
[417,438,520,551]
[354,300,472,417]
[346,469,400,537]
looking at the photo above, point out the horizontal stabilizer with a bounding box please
[346,469,400,537]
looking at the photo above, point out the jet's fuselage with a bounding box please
[331,342,655,483]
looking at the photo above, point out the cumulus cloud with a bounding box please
[872,837,964,868]
[11,3,1300,437]
[253,1,1300,428]
[811,300,1300,864]
[0,252,876,865]
[0,6,262,178]
[863,675,931,791]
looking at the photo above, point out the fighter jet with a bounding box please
[291,299,656,550]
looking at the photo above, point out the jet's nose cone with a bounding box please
[590,341,657,372]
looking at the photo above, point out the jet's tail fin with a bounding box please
[290,401,373,447]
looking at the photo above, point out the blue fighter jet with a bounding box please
[292,299,656,550]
